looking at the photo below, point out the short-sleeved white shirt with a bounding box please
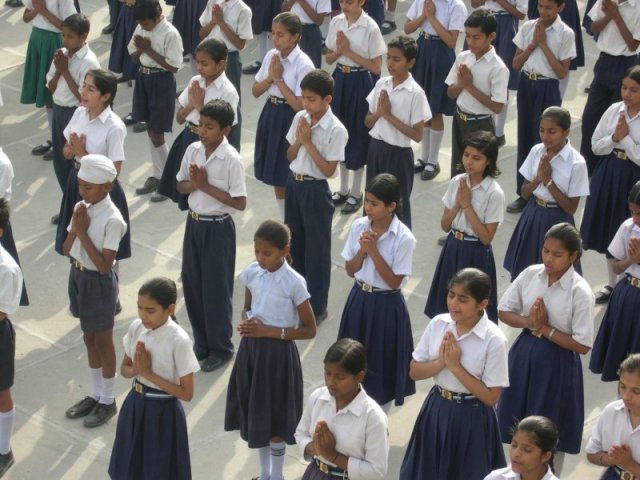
[0,148,14,201]
[240,261,310,329]
[498,264,595,347]
[176,139,247,215]
[518,141,590,202]
[512,17,576,79]
[366,74,431,148]
[63,106,126,161]
[0,246,23,316]
[586,399,640,462]
[592,102,640,167]
[484,466,558,480]
[286,108,348,179]
[255,46,315,98]
[291,0,331,24]
[295,386,389,480]
[67,196,128,270]
[199,0,253,52]
[412,313,509,392]
[608,218,640,277]
[341,215,417,289]
[46,44,100,107]
[325,12,387,68]
[178,73,239,126]
[124,318,200,390]
[442,174,504,236]
[405,0,467,35]
[445,48,509,115]
[23,0,76,32]
[127,18,184,69]
[589,0,640,56]
[483,0,527,15]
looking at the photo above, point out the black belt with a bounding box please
[613,466,636,480]
[437,385,478,403]
[336,63,366,73]
[522,70,554,81]
[355,280,399,294]
[189,210,230,222]
[534,196,558,208]
[133,380,173,398]
[139,65,167,75]
[186,122,199,134]
[314,458,348,478]
[269,95,287,104]
[456,108,491,121]
[450,229,479,242]
[291,172,322,182]
[419,31,440,40]
[612,148,628,160]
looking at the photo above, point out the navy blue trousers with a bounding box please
[51,104,76,192]
[301,23,323,69]
[226,51,242,152]
[284,175,334,314]
[132,70,176,134]
[107,0,121,26]
[182,214,236,359]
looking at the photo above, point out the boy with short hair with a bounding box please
[0,199,23,477]
[46,13,100,224]
[285,69,348,321]
[177,99,247,372]
[445,8,509,178]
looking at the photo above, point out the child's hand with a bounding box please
[53,49,69,73]
[601,0,620,19]
[422,0,436,19]
[188,80,205,111]
[530,297,549,332]
[336,30,349,55]
[533,20,546,46]
[33,0,46,14]
[189,163,208,190]
[628,237,640,264]
[237,317,265,337]
[134,341,153,376]
[212,3,224,24]
[68,132,87,158]
[456,177,472,209]
[134,35,151,53]
[358,229,377,255]
[457,64,473,89]
[613,112,629,142]
[296,117,312,145]
[609,444,634,470]
[537,152,552,184]
[313,421,338,460]
[442,332,461,370]
[377,90,391,118]
[72,203,90,234]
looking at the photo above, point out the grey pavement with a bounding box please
[0,0,614,477]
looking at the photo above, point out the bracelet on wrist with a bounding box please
[331,452,339,463]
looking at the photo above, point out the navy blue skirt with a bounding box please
[400,386,506,480]
[366,138,414,228]
[412,36,456,117]
[503,198,578,281]
[224,337,303,448]
[0,222,29,306]
[171,0,208,56]
[246,0,283,34]
[497,329,584,454]
[108,387,191,480]
[55,168,132,260]
[132,70,176,134]
[301,23,323,69]
[108,4,137,80]
[580,153,640,254]
[493,14,520,90]
[254,100,295,187]
[337,284,416,406]
[425,232,497,322]
[157,126,198,210]
[331,68,374,170]
[590,276,640,381]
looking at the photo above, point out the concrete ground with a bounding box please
[0,0,617,477]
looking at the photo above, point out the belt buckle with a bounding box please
[318,461,329,474]
[440,388,453,401]
[361,282,373,293]
[190,211,199,221]
[620,471,633,480]
[458,111,467,121]
[528,71,538,81]
[270,96,279,104]
[630,276,640,288]
[453,230,464,241]
[341,65,351,74]
[535,198,546,207]
[215,215,226,224]
[141,66,150,75]
[616,150,627,160]
[189,123,199,134]
[294,172,305,181]
[134,382,144,394]
[73,260,85,271]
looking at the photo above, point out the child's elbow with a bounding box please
[490,103,504,114]
[235,197,247,211]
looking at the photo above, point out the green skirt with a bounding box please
[21,27,61,107]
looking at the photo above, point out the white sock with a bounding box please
[270,441,286,480]
[153,144,169,179]
[558,73,570,101]
[99,376,115,405]
[421,127,431,162]
[339,163,349,195]
[553,452,565,476]
[258,446,271,480]
[384,10,395,21]
[276,198,285,220]
[495,103,508,137]
[46,107,53,135]
[380,401,392,415]
[0,407,15,455]
[350,167,364,199]
[259,33,271,60]
[90,367,102,401]
[607,258,619,288]
[428,129,444,166]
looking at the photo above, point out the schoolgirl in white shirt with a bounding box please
[282,0,331,68]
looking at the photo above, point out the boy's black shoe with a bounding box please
[83,401,117,428]
[31,140,52,156]
[65,396,98,419]
[0,450,14,478]
[380,20,396,35]
[242,61,261,75]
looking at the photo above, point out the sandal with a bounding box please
[595,285,613,305]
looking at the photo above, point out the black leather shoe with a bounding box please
[0,450,14,478]
[50,213,60,225]
[115,299,122,315]
[5,0,23,7]
[136,177,159,195]
[200,355,231,372]
[132,121,148,133]
[437,235,447,246]
[31,140,52,156]
[595,286,613,305]
[314,310,328,325]
[414,158,426,173]
[83,401,117,428]
[496,135,505,147]
[331,191,349,206]
[242,61,261,75]
[66,396,98,419]
[421,163,440,181]
[122,113,135,126]
[506,197,527,214]
[101,23,115,34]
[381,20,396,34]
[341,195,362,214]
[43,149,54,161]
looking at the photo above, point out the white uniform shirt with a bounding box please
[366,74,432,148]
[255,46,315,97]
[519,141,590,202]
[0,148,14,201]
[445,48,509,115]
[484,466,559,480]
[341,215,416,289]
[199,0,253,52]
[592,102,640,167]
[67,196,127,270]
[0,246,23,316]
[512,17,576,79]
[326,12,387,67]
[443,174,504,237]
[483,0,527,15]
[240,261,310,328]
[589,0,640,56]
[176,139,246,215]
[405,0,467,35]
[63,106,126,161]
[413,313,509,392]
[291,0,331,24]
[608,218,640,277]
[23,0,76,33]
[46,44,100,107]
[178,73,239,126]
[124,318,200,390]
[586,399,640,462]
[127,18,184,69]
[286,108,348,179]
[295,386,389,480]
[498,264,595,347]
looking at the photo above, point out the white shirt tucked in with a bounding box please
[255,46,315,97]
[291,0,331,24]
[46,44,100,107]
[484,466,559,479]
[483,0,527,14]
[608,218,640,278]
[127,18,184,69]
[326,12,387,67]
[63,106,126,161]
[592,102,640,167]
[23,0,76,32]
[0,246,23,316]
[589,0,640,56]
[405,0,467,35]
[586,399,640,464]
[199,0,253,52]
[178,73,239,126]
[295,386,389,480]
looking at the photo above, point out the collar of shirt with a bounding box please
[255,260,289,282]
[546,15,564,33]
[279,45,303,65]
[466,46,497,65]
[612,400,640,433]
[618,103,640,123]
[361,215,402,242]
[468,174,494,192]
[345,10,370,30]
[199,72,229,91]
[140,317,173,337]
[83,195,111,217]
[536,264,576,290]
[317,386,370,417]
[549,140,573,164]
[68,43,90,61]
[201,137,231,163]
[381,74,419,93]
[152,17,169,34]
[308,107,335,131]
[440,311,492,340]
[214,0,239,7]
[89,106,113,124]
